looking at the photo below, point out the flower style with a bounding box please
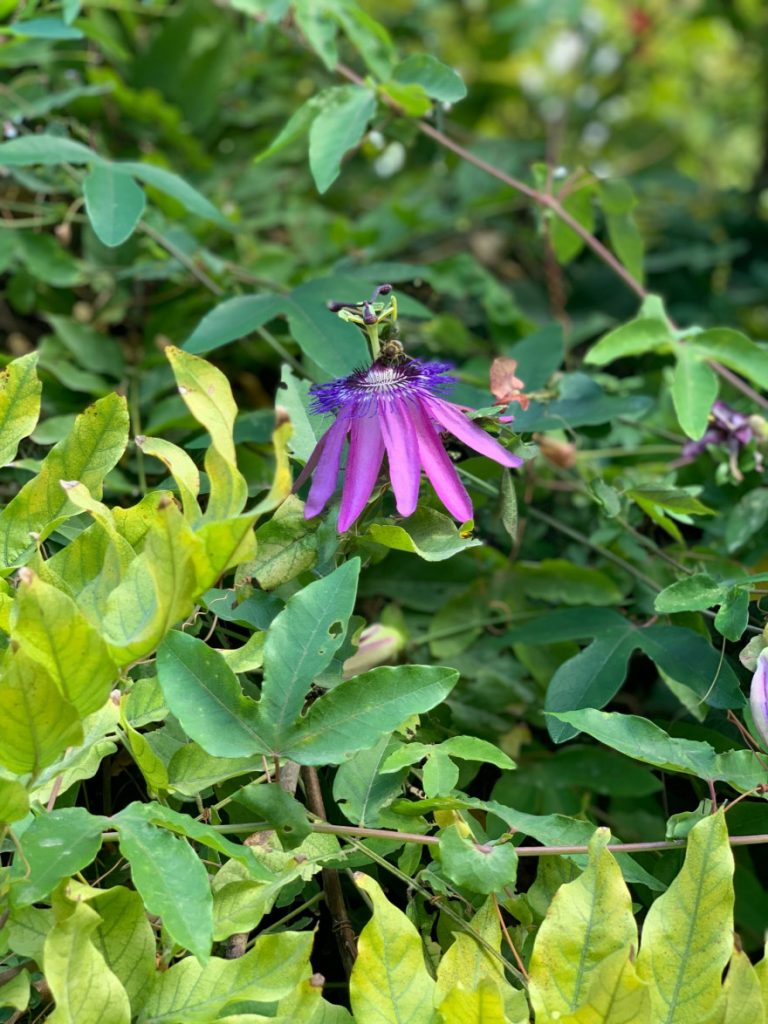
[296,358,524,532]
[750,651,768,751]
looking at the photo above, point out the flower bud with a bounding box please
[749,652,768,750]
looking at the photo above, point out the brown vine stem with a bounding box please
[327,57,768,410]
[152,820,768,856]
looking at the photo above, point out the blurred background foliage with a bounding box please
[4,0,768,961]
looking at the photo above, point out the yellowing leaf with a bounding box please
[636,810,734,1024]
[89,887,156,1014]
[350,872,436,1024]
[437,979,507,1024]
[529,828,636,1021]
[0,391,128,569]
[0,351,41,467]
[44,900,131,1024]
[558,949,651,1024]
[135,434,201,521]
[165,347,247,522]
[719,948,764,1024]
[12,569,118,716]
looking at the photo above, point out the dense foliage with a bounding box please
[2,0,768,1021]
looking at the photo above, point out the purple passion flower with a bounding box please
[750,651,768,751]
[679,400,763,479]
[296,358,524,532]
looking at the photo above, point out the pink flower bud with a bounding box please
[749,652,768,750]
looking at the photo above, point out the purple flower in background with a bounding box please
[678,400,763,480]
[750,651,768,751]
[296,358,524,532]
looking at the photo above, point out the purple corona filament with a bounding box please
[295,358,524,533]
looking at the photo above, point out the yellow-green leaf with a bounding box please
[437,979,507,1024]
[44,900,131,1024]
[719,948,764,1024]
[434,897,527,1021]
[558,949,651,1024]
[0,777,30,824]
[89,886,156,1014]
[0,969,30,1011]
[0,648,83,775]
[194,513,258,591]
[529,828,636,1020]
[12,569,118,716]
[103,499,201,664]
[135,434,201,521]
[139,931,313,1022]
[350,872,436,1024]
[0,351,41,467]
[165,347,247,521]
[0,391,129,569]
[636,810,734,1024]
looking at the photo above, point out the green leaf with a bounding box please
[726,489,768,552]
[367,507,483,561]
[117,801,272,878]
[654,573,725,613]
[242,494,318,590]
[714,587,750,642]
[515,559,624,605]
[260,559,360,740]
[47,316,124,378]
[0,649,83,775]
[545,624,637,743]
[0,134,103,166]
[7,16,83,38]
[550,185,595,264]
[380,80,433,117]
[234,782,312,850]
[89,887,156,1013]
[44,900,131,1024]
[529,829,637,1019]
[333,736,409,828]
[439,826,518,894]
[688,328,768,391]
[0,391,129,569]
[636,811,734,1022]
[254,94,328,164]
[12,569,118,716]
[308,86,377,193]
[0,352,42,467]
[10,807,107,908]
[350,873,436,1024]
[165,347,247,521]
[119,161,226,225]
[672,349,719,440]
[635,624,743,708]
[279,664,459,764]
[183,294,285,355]
[584,318,673,365]
[83,164,146,247]
[0,778,29,824]
[156,631,269,757]
[137,931,313,1023]
[115,811,213,962]
[606,210,644,284]
[167,743,259,796]
[550,709,764,792]
[392,54,467,102]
